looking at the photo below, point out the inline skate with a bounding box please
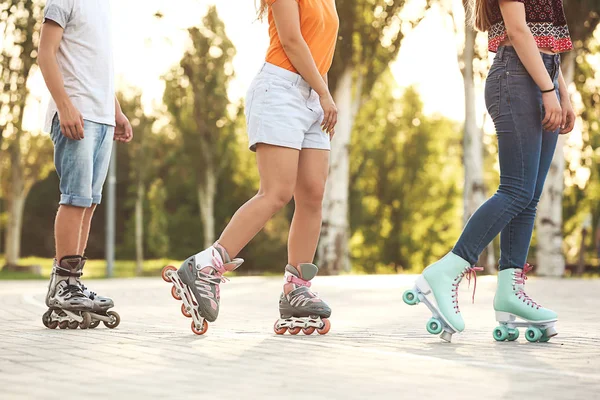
[274,263,331,335]
[162,244,243,335]
[43,256,93,329]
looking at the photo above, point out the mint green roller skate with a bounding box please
[492,264,557,343]
[403,252,482,342]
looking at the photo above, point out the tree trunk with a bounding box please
[461,24,494,272]
[197,165,216,249]
[318,66,360,274]
[5,143,25,267]
[575,228,587,277]
[135,181,145,276]
[536,51,576,276]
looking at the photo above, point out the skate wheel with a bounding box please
[181,303,192,318]
[48,320,58,329]
[508,328,519,341]
[402,289,419,306]
[273,321,287,335]
[525,326,542,342]
[317,318,331,335]
[171,285,182,300]
[162,265,177,283]
[59,321,68,329]
[493,325,509,341]
[191,320,208,335]
[42,310,52,328]
[426,318,443,335]
[302,327,316,335]
[89,320,100,329]
[79,312,92,329]
[67,320,79,329]
[103,311,121,329]
[539,330,551,343]
[288,327,301,335]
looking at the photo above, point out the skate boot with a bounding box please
[403,252,482,342]
[274,263,331,336]
[77,258,120,329]
[161,243,243,335]
[492,264,557,343]
[42,256,93,330]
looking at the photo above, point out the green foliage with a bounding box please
[147,179,170,258]
[349,74,463,272]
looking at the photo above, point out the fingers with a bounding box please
[560,111,575,134]
[541,106,552,127]
[76,117,85,140]
[543,109,561,132]
[321,109,332,133]
[560,109,568,130]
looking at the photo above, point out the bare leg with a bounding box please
[285,149,329,294]
[288,149,329,266]
[78,205,97,256]
[217,144,300,258]
[55,205,87,261]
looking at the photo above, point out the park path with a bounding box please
[0,275,599,399]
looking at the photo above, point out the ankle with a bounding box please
[212,241,232,263]
[283,282,294,296]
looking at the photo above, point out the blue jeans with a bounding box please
[453,46,561,270]
[50,114,114,208]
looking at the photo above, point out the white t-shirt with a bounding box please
[43,0,115,132]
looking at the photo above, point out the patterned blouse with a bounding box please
[487,0,573,53]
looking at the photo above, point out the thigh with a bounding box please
[91,124,114,203]
[531,128,560,201]
[52,117,95,198]
[496,71,544,194]
[256,144,300,195]
[295,148,329,199]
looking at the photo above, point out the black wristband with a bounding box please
[541,87,555,93]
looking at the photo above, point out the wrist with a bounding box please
[55,96,72,110]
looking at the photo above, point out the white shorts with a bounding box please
[245,63,330,152]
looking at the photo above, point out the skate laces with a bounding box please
[451,266,484,313]
[195,250,230,299]
[514,263,541,309]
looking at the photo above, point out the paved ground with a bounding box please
[0,274,598,399]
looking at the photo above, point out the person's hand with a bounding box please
[559,95,576,135]
[114,111,133,143]
[542,91,562,132]
[319,91,337,136]
[57,101,84,140]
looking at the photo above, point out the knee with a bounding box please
[295,182,325,212]
[497,184,535,210]
[260,187,294,212]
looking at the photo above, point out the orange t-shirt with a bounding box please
[265,0,339,76]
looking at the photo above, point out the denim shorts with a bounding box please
[244,63,330,152]
[50,114,114,208]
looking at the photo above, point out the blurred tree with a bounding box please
[163,6,236,249]
[562,34,600,274]
[147,179,170,259]
[0,0,45,268]
[319,0,431,274]
[349,75,463,272]
[536,3,600,276]
[116,91,157,274]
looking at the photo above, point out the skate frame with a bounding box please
[275,316,325,330]
[165,269,206,331]
[495,311,557,334]
[413,276,457,342]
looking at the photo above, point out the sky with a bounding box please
[24,0,488,131]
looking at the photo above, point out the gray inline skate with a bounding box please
[162,244,243,335]
[78,258,120,329]
[42,256,93,329]
[274,263,331,335]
